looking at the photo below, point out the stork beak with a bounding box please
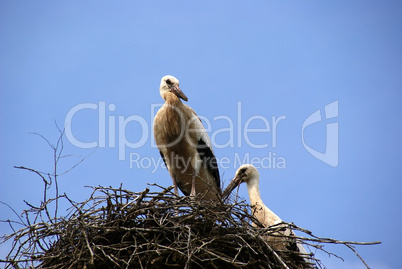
[222,176,242,201]
[171,86,188,102]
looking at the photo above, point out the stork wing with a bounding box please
[284,227,312,266]
[184,104,214,150]
[196,138,221,192]
[185,105,221,193]
[159,151,168,169]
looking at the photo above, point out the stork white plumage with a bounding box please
[153,75,221,201]
[223,164,310,261]
[224,164,282,226]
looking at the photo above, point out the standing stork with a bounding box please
[153,75,221,201]
[223,164,311,264]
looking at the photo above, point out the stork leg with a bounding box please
[172,176,179,196]
[190,173,196,198]
[171,175,180,217]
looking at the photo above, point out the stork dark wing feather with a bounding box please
[159,151,167,169]
[196,138,221,193]
[176,181,191,196]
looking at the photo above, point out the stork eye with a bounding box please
[166,79,172,85]
[240,168,247,174]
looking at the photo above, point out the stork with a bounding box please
[153,75,221,201]
[223,164,311,263]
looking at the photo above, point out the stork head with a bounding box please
[222,164,259,200]
[159,75,188,102]
[234,164,259,185]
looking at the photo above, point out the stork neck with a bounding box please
[246,174,282,225]
[246,176,263,208]
[159,92,185,139]
[164,92,182,106]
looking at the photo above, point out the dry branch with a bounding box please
[1,184,380,269]
[0,130,380,268]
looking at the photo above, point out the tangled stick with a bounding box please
[1,184,380,269]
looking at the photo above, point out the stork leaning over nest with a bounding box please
[223,164,312,266]
[154,75,221,201]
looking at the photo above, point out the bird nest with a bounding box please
[1,183,379,269]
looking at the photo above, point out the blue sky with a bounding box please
[1,1,401,268]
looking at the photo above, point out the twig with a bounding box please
[345,243,371,269]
